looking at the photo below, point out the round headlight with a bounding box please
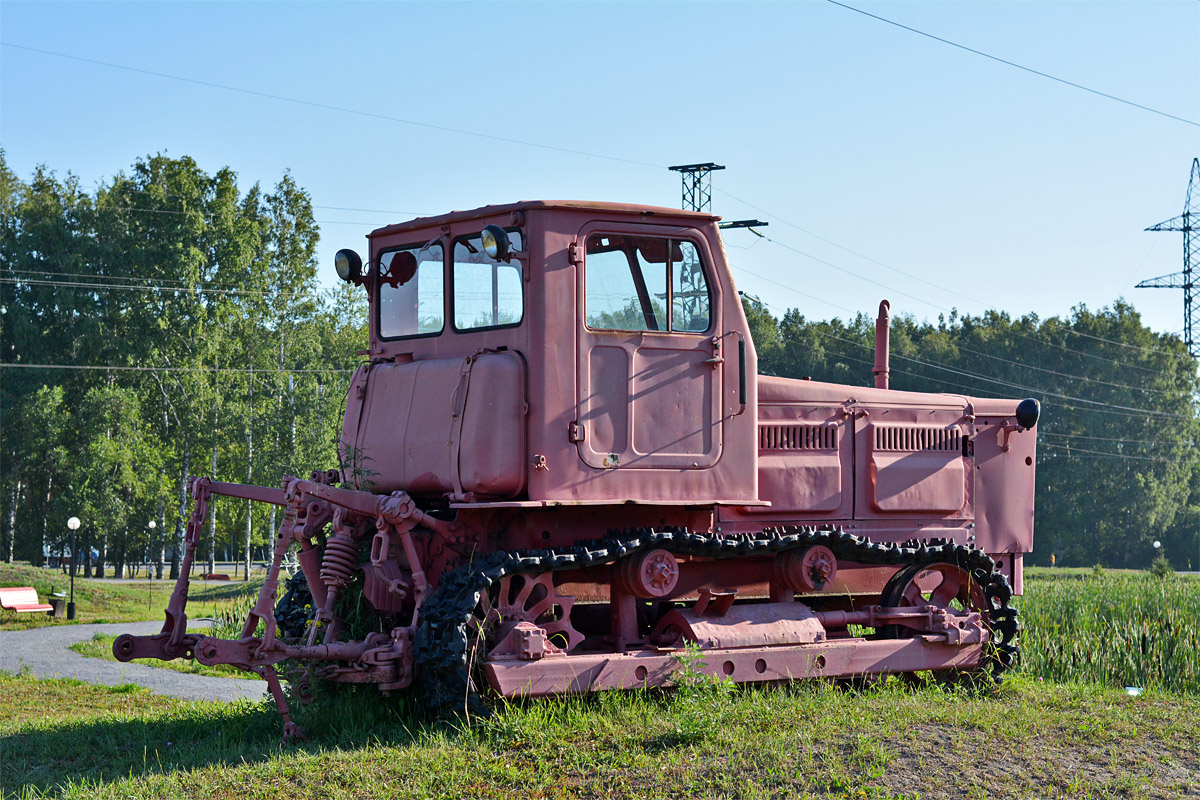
[334,249,363,282]
[481,225,510,261]
[1015,398,1040,430]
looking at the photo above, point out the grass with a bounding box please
[0,563,263,630]
[1016,569,1200,694]
[68,632,255,680]
[2,670,1197,799]
[5,565,1200,797]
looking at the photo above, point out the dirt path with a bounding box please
[0,620,267,702]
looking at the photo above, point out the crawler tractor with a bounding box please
[115,201,1039,739]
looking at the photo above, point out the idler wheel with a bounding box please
[775,545,838,592]
[617,548,680,599]
[471,572,584,654]
[881,562,986,614]
[879,561,989,641]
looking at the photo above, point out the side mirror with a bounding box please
[481,225,512,262]
[386,251,419,287]
[335,249,363,283]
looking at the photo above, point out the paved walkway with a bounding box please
[0,620,267,702]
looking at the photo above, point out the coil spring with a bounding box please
[320,534,358,589]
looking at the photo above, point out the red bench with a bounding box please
[0,586,54,614]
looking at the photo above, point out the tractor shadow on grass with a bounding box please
[7,696,436,795]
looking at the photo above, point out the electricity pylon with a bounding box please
[1138,158,1199,358]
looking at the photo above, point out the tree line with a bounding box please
[1,152,365,579]
[2,153,1197,573]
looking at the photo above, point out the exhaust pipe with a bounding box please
[873,300,890,390]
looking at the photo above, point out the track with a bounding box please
[412,527,1019,711]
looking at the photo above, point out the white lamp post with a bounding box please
[147,520,156,608]
[66,516,81,620]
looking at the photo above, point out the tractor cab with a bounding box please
[333,201,760,507]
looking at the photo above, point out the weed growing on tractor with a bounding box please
[336,443,378,492]
[667,640,737,743]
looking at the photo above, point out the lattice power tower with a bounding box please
[668,163,769,322]
[1138,158,1200,359]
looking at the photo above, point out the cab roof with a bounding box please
[368,200,720,238]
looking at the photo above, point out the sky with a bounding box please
[2,0,1199,341]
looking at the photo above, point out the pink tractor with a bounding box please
[115,201,1038,738]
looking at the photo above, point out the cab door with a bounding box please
[575,223,724,470]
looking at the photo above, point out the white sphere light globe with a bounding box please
[67,517,80,531]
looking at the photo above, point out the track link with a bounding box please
[412,527,1019,712]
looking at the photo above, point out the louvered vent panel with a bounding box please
[759,424,838,451]
[873,425,961,453]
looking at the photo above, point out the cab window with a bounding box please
[585,234,710,332]
[378,242,444,339]
[452,230,524,330]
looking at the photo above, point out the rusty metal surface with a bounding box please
[485,636,983,697]
[653,601,827,649]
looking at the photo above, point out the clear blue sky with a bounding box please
[3,1,1198,338]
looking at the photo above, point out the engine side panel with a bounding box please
[720,377,1036,573]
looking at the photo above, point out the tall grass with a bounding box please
[1017,571,1200,694]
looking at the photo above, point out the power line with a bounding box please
[759,235,939,312]
[884,346,1191,419]
[0,41,665,169]
[0,363,355,374]
[2,268,331,293]
[739,274,1196,421]
[1041,319,1193,361]
[719,188,985,308]
[1039,431,1185,447]
[19,245,1170,422]
[13,199,386,228]
[732,267,858,316]
[5,37,1191,387]
[0,276,330,300]
[1039,441,1190,464]
[7,35,1188,363]
[825,0,1200,128]
[720,192,1192,372]
[92,181,427,216]
[928,340,1183,397]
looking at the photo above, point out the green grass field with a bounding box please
[0,563,263,630]
[3,671,1197,799]
[4,564,1199,798]
[1016,568,1200,694]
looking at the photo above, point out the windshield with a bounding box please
[452,230,524,331]
[378,242,444,339]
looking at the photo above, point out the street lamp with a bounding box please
[147,520,156,610]
[66,516,80,620]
